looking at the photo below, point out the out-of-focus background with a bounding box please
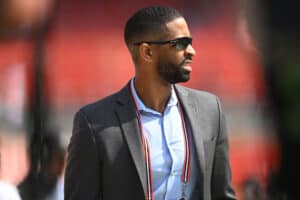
[0,0,299,199]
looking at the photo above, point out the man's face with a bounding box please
[155,17,196,84]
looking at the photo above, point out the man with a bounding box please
[65,6,236,200]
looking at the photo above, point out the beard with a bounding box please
[157,58,191,84]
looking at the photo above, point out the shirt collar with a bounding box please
[130,78,178,114]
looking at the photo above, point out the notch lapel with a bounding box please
[115,84,147,197]
[175,85,206,183]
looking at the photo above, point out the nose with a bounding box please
[185,44,196,57]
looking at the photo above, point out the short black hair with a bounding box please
[124,6,183,46]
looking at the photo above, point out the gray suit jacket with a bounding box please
[64,82,236,200]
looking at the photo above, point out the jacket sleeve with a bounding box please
[211,97,237,200]
[64,110,101,200]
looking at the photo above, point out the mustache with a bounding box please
[179,56,193,66]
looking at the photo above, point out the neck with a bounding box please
[134,76,172,113]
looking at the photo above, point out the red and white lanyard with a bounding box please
[129,85,192,200]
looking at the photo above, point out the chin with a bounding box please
[178,73,191,83]
[169,76,190,84]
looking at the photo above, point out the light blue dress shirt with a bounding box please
[130,79,197,200]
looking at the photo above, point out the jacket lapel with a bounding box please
[175,85,206,183]
[114,83,207,197]
[115,83,147,197]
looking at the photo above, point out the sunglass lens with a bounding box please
[175,38,192,50]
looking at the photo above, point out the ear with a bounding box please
[139,43,153,62]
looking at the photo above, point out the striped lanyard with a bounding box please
[129,84,192,200]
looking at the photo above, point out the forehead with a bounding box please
[164,17,191,39]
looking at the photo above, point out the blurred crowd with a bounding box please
[0,131,65,200]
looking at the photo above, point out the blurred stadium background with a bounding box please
[2,0,298,199]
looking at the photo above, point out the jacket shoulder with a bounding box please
[176,84,218,101]
[79,82,130,115]
[80,93,118,115]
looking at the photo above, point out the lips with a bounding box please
[183,65,192,72]
[183,60,192,72]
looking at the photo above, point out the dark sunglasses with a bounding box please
[133,37,193,50]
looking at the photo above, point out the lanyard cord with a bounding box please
[129,85,192,200]
[177,100,192,184]
[130,86,153,200]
